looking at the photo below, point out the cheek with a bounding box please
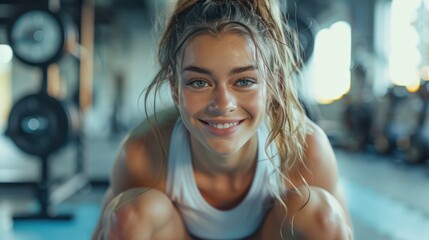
[178,90,202,114]
[240,89,267,113]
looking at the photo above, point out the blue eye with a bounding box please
[188,80,209,88]
[236,79,255,87]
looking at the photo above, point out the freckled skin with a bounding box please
[176,34,268,165]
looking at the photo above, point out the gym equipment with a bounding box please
[3,84,83,220]
[4,91,83,220]
[3,6,92,220]
[342,98,373,151]
[5,93,77,157]
[342,64,374,151]
[373,85,410,155]
[8,9,73,67]
[110,72,126,136]
[405,80,429,164]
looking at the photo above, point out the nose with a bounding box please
[208,85,237,115]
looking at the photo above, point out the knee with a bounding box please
[105,188,175,239]
[115,188,173,221]
[286,186,352,240]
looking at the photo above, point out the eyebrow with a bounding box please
[182,65,257,76]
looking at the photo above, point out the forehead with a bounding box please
[182,33,257,68]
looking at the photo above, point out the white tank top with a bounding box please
[166,119,284,239]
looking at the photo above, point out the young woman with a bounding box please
[92,0,353,239]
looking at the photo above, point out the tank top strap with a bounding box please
[165,118,190,199]
[257,122,287,196]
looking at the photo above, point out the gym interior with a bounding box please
[0,0,428,239]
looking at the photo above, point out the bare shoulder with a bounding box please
[302,120,353,226]
[305,120,335,158]
[110,106,180,195]
[299,119,339,193]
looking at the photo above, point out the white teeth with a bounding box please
[209,122,239,129]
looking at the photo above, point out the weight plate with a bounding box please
[6,93,73,157]
[8,9,67,67]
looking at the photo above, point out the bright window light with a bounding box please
[388,0,422,87]
[0,45,13,64]
[312,21,351,104]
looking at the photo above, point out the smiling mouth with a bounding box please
[199,120,244,129]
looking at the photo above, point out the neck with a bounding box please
[190,135,258,177]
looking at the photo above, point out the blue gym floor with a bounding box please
[1,134,429,240]
[1,204,100,240]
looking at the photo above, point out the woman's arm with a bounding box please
[300,120,353,227]
[91,106,179,240]
[91,137,151,240]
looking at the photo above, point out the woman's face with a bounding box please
[175,33,268,156]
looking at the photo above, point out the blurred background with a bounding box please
[0,0,428,239]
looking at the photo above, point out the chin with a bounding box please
[203,139,243,156]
